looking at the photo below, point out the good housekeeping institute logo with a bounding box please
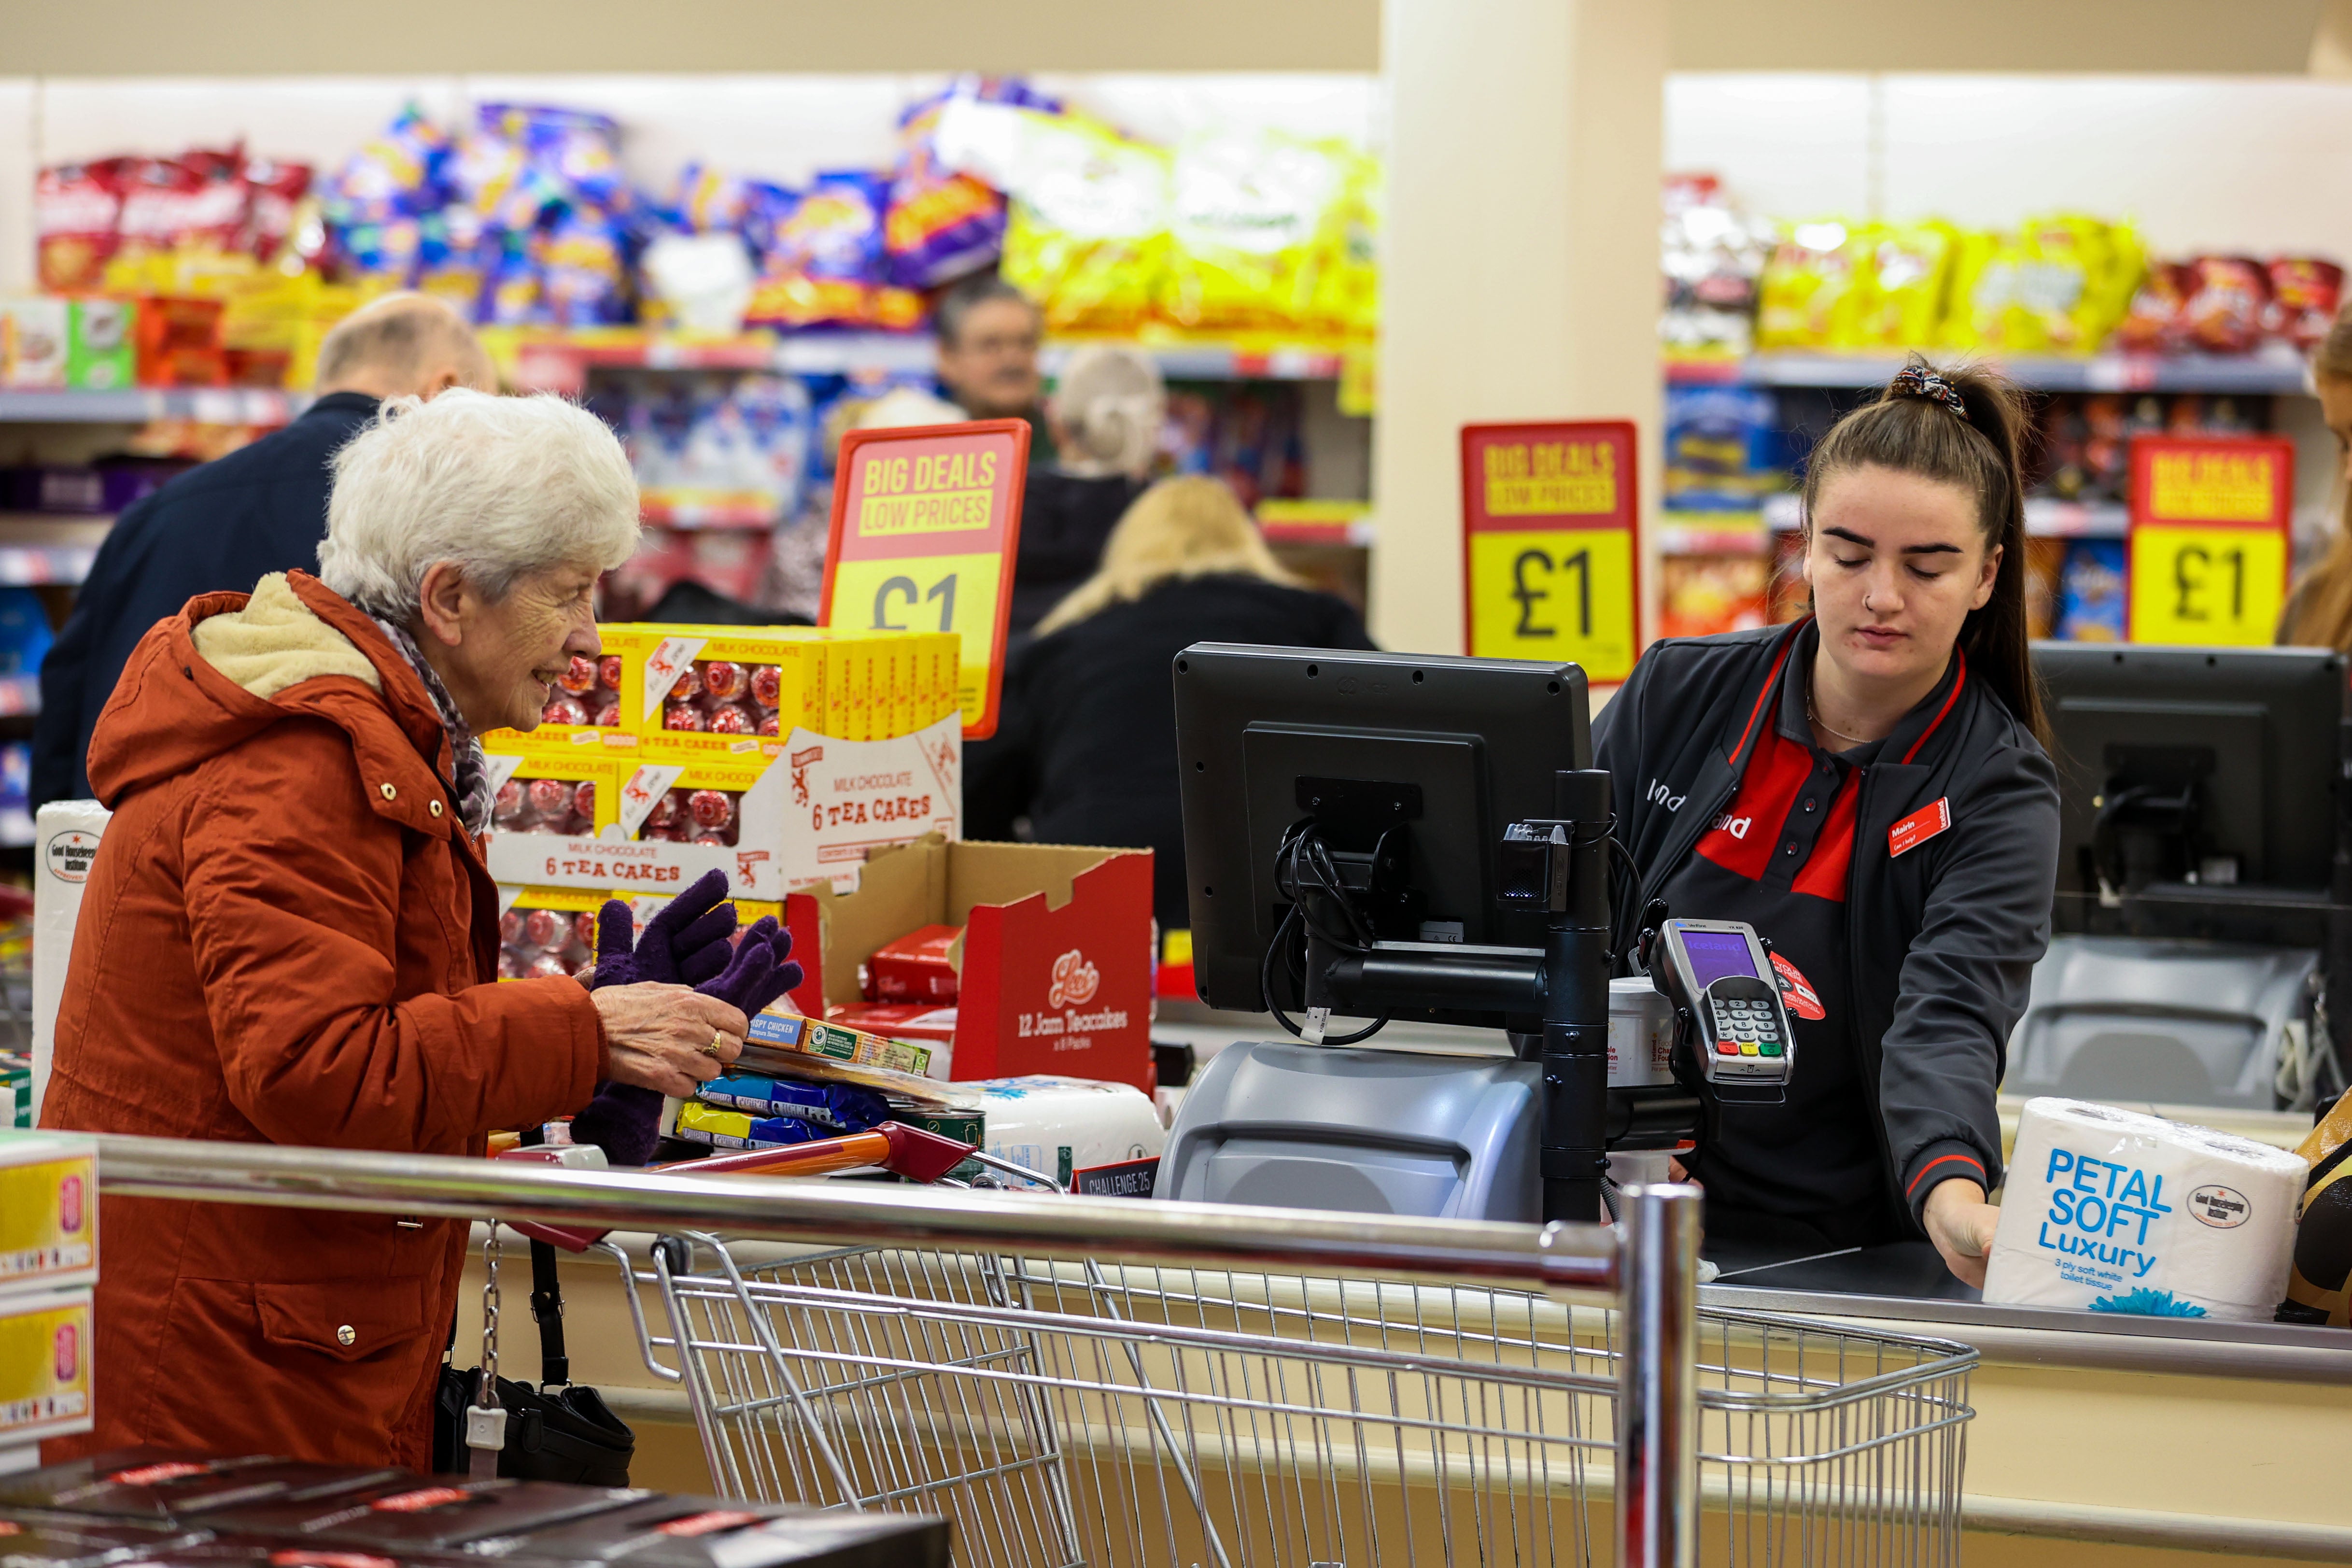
[1047,948,1100,1008]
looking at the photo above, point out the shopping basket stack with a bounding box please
[613,1212,1976,1566]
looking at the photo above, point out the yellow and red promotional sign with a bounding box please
[2127,434,2294,647]
[822,418,1030,738]
[1460,421,1641,682]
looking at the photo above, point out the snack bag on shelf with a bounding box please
[1304,144,1382,342]
[66,300,136,391]
[37,159,130,293]
[2115,261,2193,354]
[1855,221,1957,348]
[884,76,1058,290]
[1999,213,2143,355]
[495,885,604,981]
[1660,172,1768,357]
[746,170,900,331]
[1161,130,1351,336]
[1658,554,1769,640]
[2179,255,2271,355]
[1755,220,1868,350]
[935,99,1171,335]
[0,301,70,390]
[2265,258,2343,351]
[242,155,313,261]
[2023,536,2066,641]
[2054,539,2126,641]
[1664,384,1781,508]
[1936,227,2012,351]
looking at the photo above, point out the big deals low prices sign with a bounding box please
[821,418,1030,738]
[1460,420,1642,682]
[2127,434,2295,647]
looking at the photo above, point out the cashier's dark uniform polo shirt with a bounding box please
[1660,624,1960,1250]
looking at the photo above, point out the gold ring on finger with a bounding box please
[703,1031,727,1058]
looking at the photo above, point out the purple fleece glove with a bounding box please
[586,868,738,991]
[569,916,807,1168]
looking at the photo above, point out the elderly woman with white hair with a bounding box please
[37,390,790,1470]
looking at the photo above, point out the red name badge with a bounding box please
[1888,797,1952,858]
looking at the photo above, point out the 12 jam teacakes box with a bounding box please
[202,1480,648,1551]
[465,1494,948,1568]
[0,1450,405,1521]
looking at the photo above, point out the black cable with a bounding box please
[1262,824,1391,1045]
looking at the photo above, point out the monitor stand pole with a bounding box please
[1540,769,1615,1225]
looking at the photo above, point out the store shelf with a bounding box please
[501,328,1365,388]
[1256,499,1374,546]
[638,494,782,530]
[0,515,113,585]
[0,387,307,424]
[1665,348,2312,396]
[1756,493,2129,539]
[1658,512,1769,555]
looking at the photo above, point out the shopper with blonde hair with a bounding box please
[1007,345,1169,634]
[973,475,1373,927]
[2282,304,2352,648]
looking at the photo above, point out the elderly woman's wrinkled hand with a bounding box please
[591,983,746,1099]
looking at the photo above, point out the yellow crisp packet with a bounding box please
[1756,220,1869,350]
[1162,131,1354,337]
[995,112,1171,336]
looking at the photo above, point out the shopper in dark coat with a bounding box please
[975,476,1374,930]
[31,293,492,806]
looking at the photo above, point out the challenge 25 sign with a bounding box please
[822,418,1030,738]
[1460,421,1641,682]
[2126,434,2295,647]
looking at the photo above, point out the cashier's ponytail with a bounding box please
[1801,356,2050,749]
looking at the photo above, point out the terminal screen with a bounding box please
[1681,930,1760,989]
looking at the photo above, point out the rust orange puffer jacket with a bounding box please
[39,571,604,1469]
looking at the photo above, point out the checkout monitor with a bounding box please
[1172,644,1589,1030]
[2034,641,2346,930]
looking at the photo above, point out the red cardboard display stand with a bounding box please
[785,834,1154,1091]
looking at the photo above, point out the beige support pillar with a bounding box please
[1371,0,1667,657]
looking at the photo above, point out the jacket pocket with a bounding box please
[254,1278,431,1363]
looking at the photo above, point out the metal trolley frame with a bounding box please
[88,1134,1976,1568]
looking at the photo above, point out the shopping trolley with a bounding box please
[596,1140,1978,1568]
[87,1131,1976,1568]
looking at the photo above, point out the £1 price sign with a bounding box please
[2127,434,2294,647]
[822,418,1030,738]
[1460,421,1641,681]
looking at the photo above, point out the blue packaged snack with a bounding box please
[1664,385,1784,510]
[2055,539,2127,642]
[884,77,1057,290]
[699,1073,890,1131]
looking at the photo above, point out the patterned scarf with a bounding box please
[371,616,494,836]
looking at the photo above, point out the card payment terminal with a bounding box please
[1653,918,1795,1097]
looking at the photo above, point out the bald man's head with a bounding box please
[315,294,495,401]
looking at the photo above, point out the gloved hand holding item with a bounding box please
[571,915,807,1167]
[585,868,739,990]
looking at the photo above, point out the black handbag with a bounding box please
[433,1232,635,1485]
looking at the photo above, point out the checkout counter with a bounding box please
[1149,1002,2352,1565]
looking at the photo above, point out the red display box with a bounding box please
[785,834,1153,1090]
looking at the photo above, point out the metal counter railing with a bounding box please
[77,1132,1701,1566]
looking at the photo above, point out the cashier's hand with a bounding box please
[1923,1179,2000,1289]
[592,983,746,1099]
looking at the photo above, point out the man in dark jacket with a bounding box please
[32,294,492,806]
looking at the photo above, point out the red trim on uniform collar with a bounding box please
[1899,647,1967,766]
[1732,619,1809,766]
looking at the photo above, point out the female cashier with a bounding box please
[1594,360,2060,1287]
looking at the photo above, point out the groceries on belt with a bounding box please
[1981,1097,2304,1321]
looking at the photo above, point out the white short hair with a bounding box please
[318,389,640,620]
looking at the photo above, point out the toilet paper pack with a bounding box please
[1983,1097,2305,1321]
[31,799,110,1123]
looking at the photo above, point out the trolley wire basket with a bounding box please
[612,1229,1977,1568]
